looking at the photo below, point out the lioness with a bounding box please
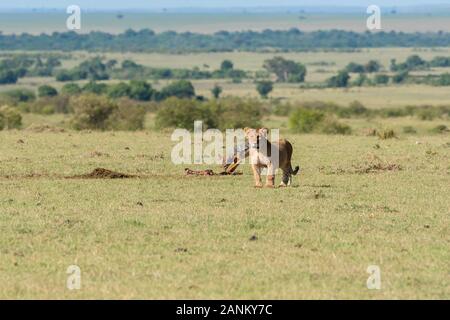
[244,128,299,188]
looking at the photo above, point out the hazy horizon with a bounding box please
[1,1,450,35]
[0,0,449,10]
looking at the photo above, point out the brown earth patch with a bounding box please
[68,168,135,179]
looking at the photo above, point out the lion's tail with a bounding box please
[286,141,300,176]
[290,164,300,176]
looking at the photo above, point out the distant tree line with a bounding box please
[2,29,450,53]
[55,58,248,82]
[390,55,450,72]
[0,54,62,84]
[0,79,198,109]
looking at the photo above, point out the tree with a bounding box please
[78,57,110,81]
[345,62,365,73]
[55,70,76,82]
[256,81,273,99]
[374,74,390,85]
[327,71,350,88]
[160,80,195,100]
[263,56,306,83]
[38,85,58,98]
[129,80,154,101]
[390,59,398,72]
[352,73,368,87]
[405,55,425,69]
[0,70,18,84]
[392,71,409,84]
[122,60,141,69]
[105,59,118,69]
[220,60,234,72]
[364,60,381,73]
[46,56,62,68]
[211,84,223,99]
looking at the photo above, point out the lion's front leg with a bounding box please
[252,165,263,188]
[265,164,275,188]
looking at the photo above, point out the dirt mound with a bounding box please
[69,168,135,179]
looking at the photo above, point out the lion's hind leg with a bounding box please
[279,169,290,187]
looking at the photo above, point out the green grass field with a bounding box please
[0,124,448,299]
[1,24,450,298]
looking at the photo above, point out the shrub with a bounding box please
[82,81,108,95]
[70,94,117,130]
[108,82,131,99]
[417,107,440,120]
[2,89,36,104]
[320,117,352,135]
[352,73,369,87]
[106,98,146,131]
[378,107,409,118]
[129,80,154,101]
[155,97,211,130]
[338,101,369,118]
[392,71,409,84]
[0,105,22,129]
[272,102,292,116]
[38,85,58,97]
[155,97,262,130]
[327,71,350,88]
[71,94,145,131]
[206,97,262,130]
[374,74,390,85]
[61,83,82,95]
[160,80,195,100]
[288,109,325,133]
[26,95,71,114]
[429,56,450,67]
[434,73,450,86]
